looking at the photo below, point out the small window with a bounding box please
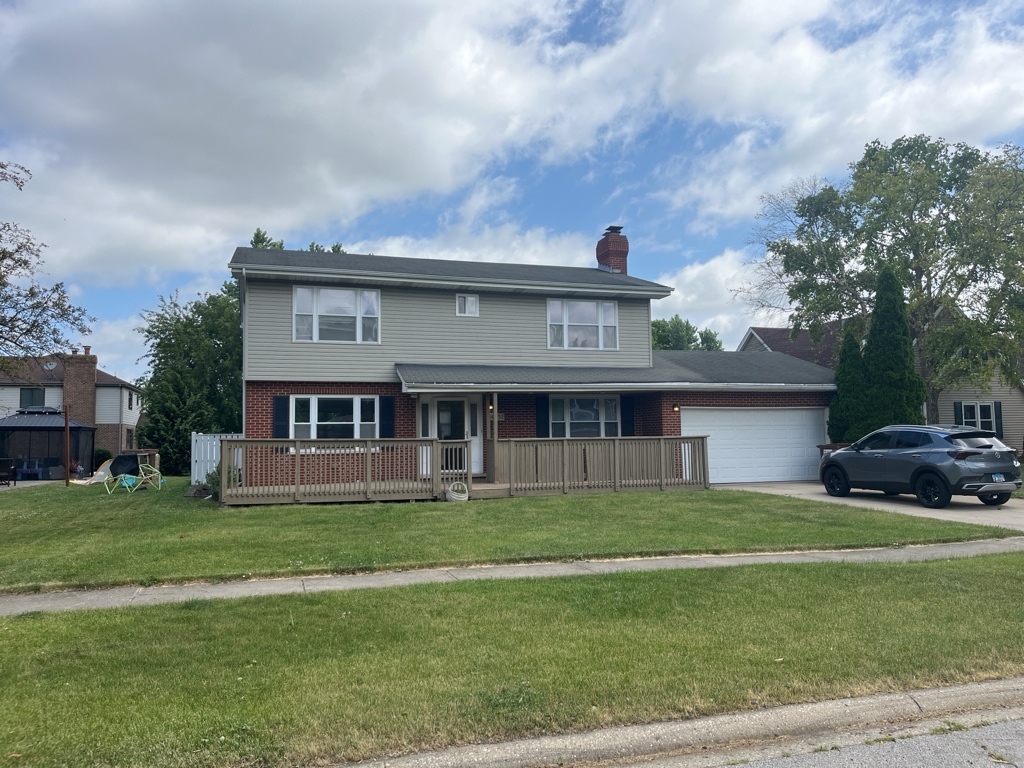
[456,294,479,317]
[128,392,134,410]
[19,388,44,408]
[125,428,135,450]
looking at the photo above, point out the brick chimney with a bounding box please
[62,348,98,426]
[596,226,628,274]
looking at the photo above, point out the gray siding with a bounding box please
[936,380,1024,454]
[244,281,653,382]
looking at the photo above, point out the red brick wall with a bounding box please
[62,352,97,426]
[596,231,629,274]
[95,424,124,457]
[491,393,537,440]
[245,381,417,438]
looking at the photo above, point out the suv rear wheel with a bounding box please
[823,466,850,497]
[915,473,951,509]
[979,492,1012,506]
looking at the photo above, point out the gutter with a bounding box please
[398,379,837,394]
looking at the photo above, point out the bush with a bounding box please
[204,466,220,501]
[94,448,113,467]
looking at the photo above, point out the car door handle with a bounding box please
[911,454,922,458]
[872,454,883,458]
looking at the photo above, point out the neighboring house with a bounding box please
[229,228,836,486]
[0,348,143,458]
[738,325,1024,453]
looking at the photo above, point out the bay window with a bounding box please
[294,286,379,343]
[548,300,617,349]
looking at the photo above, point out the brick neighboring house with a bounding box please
[0,347,143,458]
[230,228,837,486]
[738,325,1024,452]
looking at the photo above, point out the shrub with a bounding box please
[94,448,113,467]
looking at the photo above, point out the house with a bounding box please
[227,228,836,499]
[0,347,143,461]
[738,325,1024,453]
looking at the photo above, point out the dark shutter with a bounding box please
[994,401,1003,438]
[953,401,963,425]
[379,396,396,438]
[620,396,635,437]
[272,396,290,438]
[535,395,549,438]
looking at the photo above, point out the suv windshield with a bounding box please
[945,436,1010,450]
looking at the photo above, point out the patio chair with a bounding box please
[136,462,164,491]
[0,458,15,487]
[70,459,114,486]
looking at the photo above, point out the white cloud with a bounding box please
[654,248,783,349]
[84,316,148,383]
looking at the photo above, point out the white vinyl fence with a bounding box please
[191,432,243,484]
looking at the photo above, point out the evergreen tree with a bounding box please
[827,328,870,442]
[860,267,926,432]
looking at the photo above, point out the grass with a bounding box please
[0,478,1015,593]
[3,554,1024,767]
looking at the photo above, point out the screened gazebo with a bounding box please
[0,407,96,480]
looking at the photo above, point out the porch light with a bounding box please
[672,404,680,412]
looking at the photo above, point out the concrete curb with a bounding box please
[351,678,1024,768]
[3,537,1024,616]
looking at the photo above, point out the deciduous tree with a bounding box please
[740,136,1024,421]
[136,283,241,475]
[0,162,91,372]
[651,315,723,350]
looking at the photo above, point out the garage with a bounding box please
[680,407,827,483]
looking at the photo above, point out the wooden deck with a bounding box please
[219,436,709,505]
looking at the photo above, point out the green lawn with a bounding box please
[3,555,1024,767]
[0,478,1014,593]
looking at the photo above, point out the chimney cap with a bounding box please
[604,225,624,235]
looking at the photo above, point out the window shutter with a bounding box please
[994,401,1003,438]
[272,396,290,438]
[953,401,963,425]
[535,395,549,438]
[379,396,396,438]
[620,396,635,437]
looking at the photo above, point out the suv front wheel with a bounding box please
[823,466,850,497]
[915,473,951,509]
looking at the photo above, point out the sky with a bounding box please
[2,0,1024,382]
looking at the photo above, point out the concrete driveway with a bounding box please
[714,481,1024,532]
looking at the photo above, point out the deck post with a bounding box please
[294,440,302,502]
[508,439,515,497]
[432,439,441,497]
[365,439,373,499]
[659,437,665,491]
[613,438,620,491]
[561,439,568,493]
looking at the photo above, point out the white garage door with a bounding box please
[681,408,826,483]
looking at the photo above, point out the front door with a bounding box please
[434,399,483,474]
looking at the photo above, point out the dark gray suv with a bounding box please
[820,425,1021,509]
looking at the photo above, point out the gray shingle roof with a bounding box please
[230,248,672,297]
[0,411,95,430]
[397,351,834,391]
[0,355,138,389]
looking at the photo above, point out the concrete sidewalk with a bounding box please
[4,536,1024,616]
[349,677,1024,768]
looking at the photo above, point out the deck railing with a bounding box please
[219,438,472,505]
[493,436,708,495]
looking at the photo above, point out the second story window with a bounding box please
[456,294,479,317]
[20,387,44,408]
[548,300,617,349]
[294,287,380,343]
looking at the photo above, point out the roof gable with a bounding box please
[0,355,138,389]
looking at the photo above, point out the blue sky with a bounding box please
[2,0,1024,381]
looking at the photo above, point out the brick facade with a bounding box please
[596,229,629,274]
[245,381,417,439]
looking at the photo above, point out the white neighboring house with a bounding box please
[0,347,143,458]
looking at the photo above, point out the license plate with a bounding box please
[992,473,1005,483]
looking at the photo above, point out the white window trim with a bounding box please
[292,286,381,344]
[455,294,479,317]
[290,394,380,440]
[549,395,621,438]
[959,400,995,431]
[547,299,618,350]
